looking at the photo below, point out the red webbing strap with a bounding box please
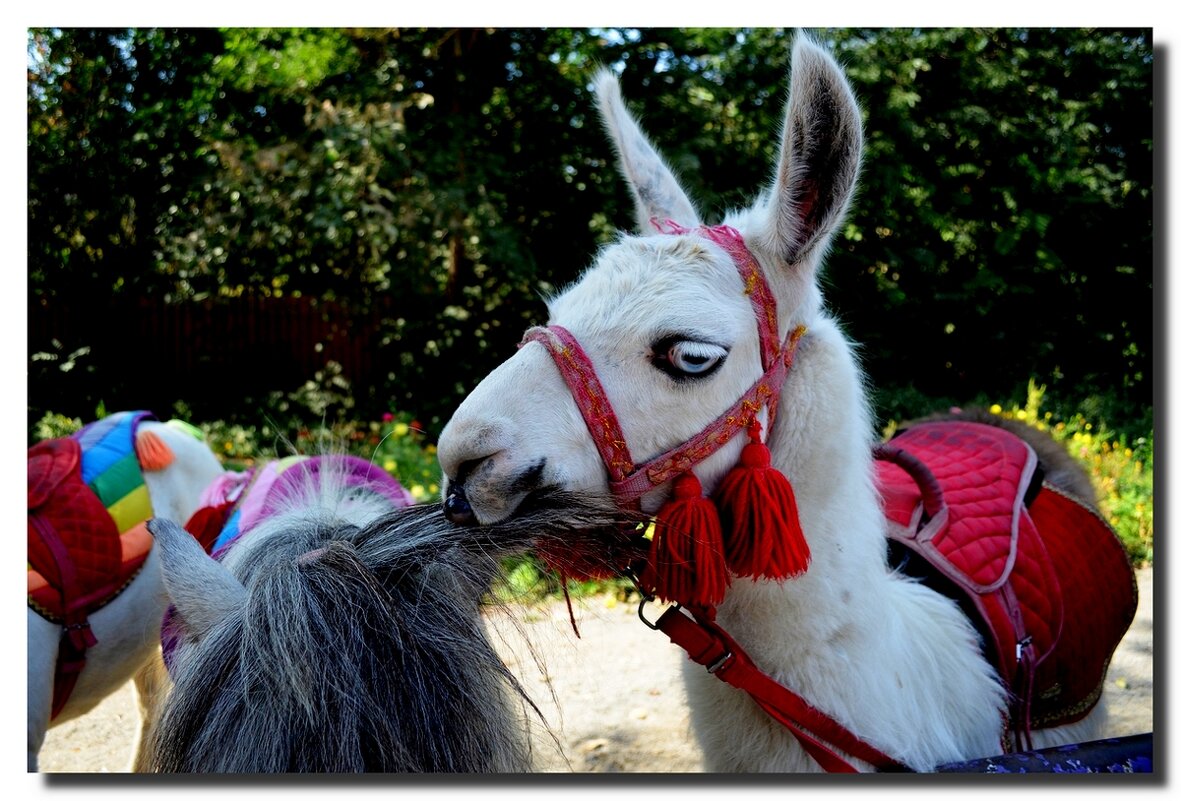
[653,604,909,773]
[29,514,97,719]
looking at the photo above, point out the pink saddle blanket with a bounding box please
[874,420,1137,745]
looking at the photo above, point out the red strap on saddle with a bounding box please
[28,438,116,719]
[650,603,909,772]
[29,513,97,719]
[874,420,1136,751]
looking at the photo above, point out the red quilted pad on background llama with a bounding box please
[28,438,136,621]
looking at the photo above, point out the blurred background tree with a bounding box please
[27,27,1153,441]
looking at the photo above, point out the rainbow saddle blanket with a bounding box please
[28,410,176,718]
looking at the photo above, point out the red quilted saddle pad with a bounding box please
[876,421,1137,732]
[28,438,151,622]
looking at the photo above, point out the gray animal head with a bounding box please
[144,467,633,772]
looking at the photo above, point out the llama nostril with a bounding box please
[443,485,477,526]
[441,452,498,527]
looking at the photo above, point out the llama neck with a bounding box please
[699,314,1006,771]
[768,314,888,583]
[716,314,892,648]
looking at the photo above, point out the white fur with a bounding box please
[27,419,225,771]
[437,33,1104,771]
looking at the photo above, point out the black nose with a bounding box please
[443,485,477,526]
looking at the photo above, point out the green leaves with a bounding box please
[215,29,358,95]
[28,27,1152,438]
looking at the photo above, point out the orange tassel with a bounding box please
[715,421,810,580]
[642,472,730,607]
[135,430,176,471]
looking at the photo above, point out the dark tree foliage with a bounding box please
[27,28,1152,437]
[826,29,1154,423]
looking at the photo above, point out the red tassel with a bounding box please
[641,472,730,607]
[535,538,618,583]
[715,421,810,580]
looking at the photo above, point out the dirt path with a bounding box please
[35,567,1153,774]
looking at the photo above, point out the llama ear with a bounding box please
[594,67,701,233]
[148,517,246,638]
[769,33,863,267]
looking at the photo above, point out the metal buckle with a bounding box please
[637,596,662,630]
[621,565,653,602]
[636,595,684,631]
[706,650,734,674]
[622,566,684,631]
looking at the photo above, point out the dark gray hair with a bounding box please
[143,481,637,773]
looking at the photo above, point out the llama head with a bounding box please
[438,33,862,526]
[138,419,226,524]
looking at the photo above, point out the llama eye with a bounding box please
[653,338,729,379]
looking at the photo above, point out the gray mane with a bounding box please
[145,485,634,773]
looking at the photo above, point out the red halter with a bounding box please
[518,221,907,772]
[520,221,805,508]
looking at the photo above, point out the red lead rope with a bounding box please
[648,601,911,772]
